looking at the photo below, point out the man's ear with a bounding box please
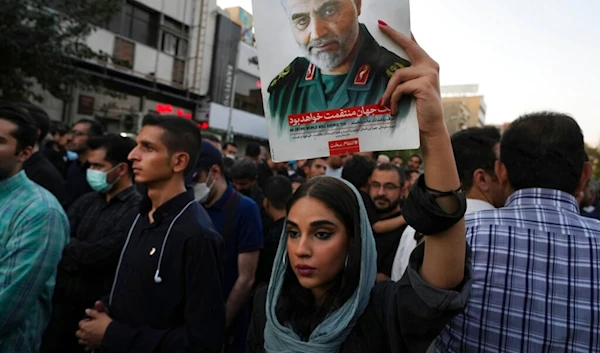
[472,169,489,192]
[575,162,593,197]
[355,0,362,16]
[17,146,33,164]
[494,160,510,190]
[262,198,269,211]
[171,152,190,174]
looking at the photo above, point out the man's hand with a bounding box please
[378,22,445,137]
[76,309,113,350]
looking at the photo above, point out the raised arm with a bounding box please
[379,23,466,290]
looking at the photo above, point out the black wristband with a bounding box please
[402,174,467,235]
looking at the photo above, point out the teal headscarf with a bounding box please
[263,177,378,353]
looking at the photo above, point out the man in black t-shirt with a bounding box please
[368,163,407,278]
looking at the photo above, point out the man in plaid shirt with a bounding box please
[0,101,69,353]
[436,112,600,352]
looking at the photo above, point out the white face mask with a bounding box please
[225,154,236,160]
[193,172,215,203]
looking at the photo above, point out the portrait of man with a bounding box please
[268,0,412,130]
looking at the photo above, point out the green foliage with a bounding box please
[0,0,120,102]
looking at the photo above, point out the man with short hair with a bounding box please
[325,154,347,178]
[407,153,422,169]
[65,118,105,207]
[203,134,223,154]
[368,163,406,278]
[0,101,69,353]
[231,159,270,233]
[392,126,503,281]
[19,102,67,206]
[256,175,293,288]
[437,112,600,352]
[41,134,141,353]
[75,115,225,353]
[392,155,403,166]
[303,157,327,179]
[245,143,261,163]
[342,154,378,224]
[190,141,263,353]
[223,142,238,159]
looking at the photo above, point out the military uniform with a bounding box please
[268,24,412,131]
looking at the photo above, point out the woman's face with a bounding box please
[286,196,348,303]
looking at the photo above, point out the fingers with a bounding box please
[389,81,420,115]
[378,22,430,64]
[94,301,106,313]
[382,66,432,105]
[85,309,100,319]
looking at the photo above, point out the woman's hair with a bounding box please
[276,176,363,340]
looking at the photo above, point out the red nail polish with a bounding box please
[378,20,388,27]
[376,98,383,106]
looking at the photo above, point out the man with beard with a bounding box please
[368,162,406,279]
[268,0,411,129]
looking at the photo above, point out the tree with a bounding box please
[0,0,121,102]
[585,144,600,180]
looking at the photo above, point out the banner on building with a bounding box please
[251,0,419,162]
[210,15,242,107]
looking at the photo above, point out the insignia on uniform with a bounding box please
[386,62,406,78]
[354,64,371,85]
[305,63,316,81]
[270,66,291,88]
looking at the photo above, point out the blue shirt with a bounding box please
[205,183,263,297]
[0,171,69,353]
[437,188,600,353]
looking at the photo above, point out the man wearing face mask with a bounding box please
[188,141,263,353]
[41,134,142,353]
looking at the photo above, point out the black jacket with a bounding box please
[248,244,472,353]
[100,190,225,353]
[23,150,67,207]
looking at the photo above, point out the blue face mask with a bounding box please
[86,165,120,193]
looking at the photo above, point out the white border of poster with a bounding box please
[252,0,419,162]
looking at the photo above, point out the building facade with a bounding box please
[442,84,487,135]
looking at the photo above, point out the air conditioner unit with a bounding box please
[120,113,141,133]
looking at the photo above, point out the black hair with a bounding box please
[451,126,501,192]
[374,162,406,187]
[87,134,137,176]
[264,175,293,210]
[74,118,105,137]
[16,102,50,144]
[409,154,422,164]
[405,168,420,179]
[501,111,585,194]
[231,159,259,180]
[50,121,69,136]
[142,114,203,175]
[304,157,326,168]
[223,142,237,149]
[0,101,38,153]
[277,176,362,341]
[342,154,375,189]
[245,142,261,158]
[391,155,403,163]
[291,175,306,185]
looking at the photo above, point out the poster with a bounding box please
[251,0,419,162]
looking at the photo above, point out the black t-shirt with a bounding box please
[373,211,406,277]
[359,190,379,225]
[23,151,67,207]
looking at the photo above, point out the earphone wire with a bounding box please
[109,213,141,306]
[153,200,197,283]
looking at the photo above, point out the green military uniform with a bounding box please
[268,24,412,131]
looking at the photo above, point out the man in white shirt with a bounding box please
[392,126,505,280]
[325,154,348,178]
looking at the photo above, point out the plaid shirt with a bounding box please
[436,188,600,352]
[0,171,69,353]
[54,187,142,302]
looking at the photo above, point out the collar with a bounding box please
[297,24,379,94]
[505,188,579,214]
[210,182,237,211]
[140,189,195,222]
[0,170,28,196]
[465,198,495,215]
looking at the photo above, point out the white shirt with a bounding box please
[390,198,494,281]
[325,166,343,179]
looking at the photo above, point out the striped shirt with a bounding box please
[436,188,600,353]
[0,171,69,353]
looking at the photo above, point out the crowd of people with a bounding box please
[1,22,599,353]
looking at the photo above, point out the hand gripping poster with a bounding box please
[252,0,419,162]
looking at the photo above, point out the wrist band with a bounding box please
[402,174,467,235]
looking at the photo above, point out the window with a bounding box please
[100,1,159,48]
[160,16,189,58]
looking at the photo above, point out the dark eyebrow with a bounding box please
[291,12,308,21]
[317,0,340,12]
[139,139,155,148]
[287,219,337,228]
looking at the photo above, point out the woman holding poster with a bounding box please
[247,22,471,353]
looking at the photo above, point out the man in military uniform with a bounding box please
[269,0,412,131]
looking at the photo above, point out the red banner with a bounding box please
[329,138,360,155]
[288,104,391,126]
